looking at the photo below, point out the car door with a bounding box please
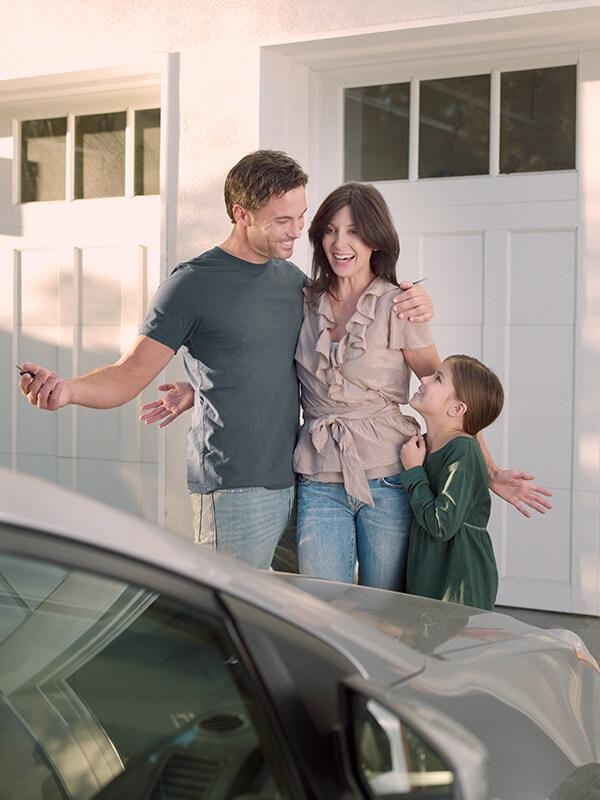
[0,522,321,800]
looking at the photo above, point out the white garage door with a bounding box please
[314,53,596,613]
[0,80,162,521]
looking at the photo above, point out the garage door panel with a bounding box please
[509,230,576,325]
[430,322,482,360]
[507,325,573,490]
[421,233,484,325]
[75,458,158,519]
[504,487,571,583]
[18,248,77,328]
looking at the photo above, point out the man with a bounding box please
[20,151,550,569]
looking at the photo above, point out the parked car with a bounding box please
[0,467,599,800]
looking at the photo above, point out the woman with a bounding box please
[293,183,440,590]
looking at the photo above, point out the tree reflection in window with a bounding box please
[21,117,67,202]
[419,75,490,179]
[500,66,576,174]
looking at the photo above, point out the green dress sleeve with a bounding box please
[400,455,477,542]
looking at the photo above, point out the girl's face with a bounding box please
[410,360,457,417]
[322,205,375,282]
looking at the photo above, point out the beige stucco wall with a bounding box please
[3,0,591,258]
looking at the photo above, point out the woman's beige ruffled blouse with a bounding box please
[293,277,434,506]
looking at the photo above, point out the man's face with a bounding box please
[244,186,307,261]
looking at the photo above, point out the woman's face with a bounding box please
[321,205,375,283]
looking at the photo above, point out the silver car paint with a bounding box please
[1,468,599,799]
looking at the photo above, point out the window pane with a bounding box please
[500,65,576,174]
[134,108,160,195]
[419,75,490,178]
[353,697,455,798]
[21,117,66,202]
[75,112,126,199]
[344,83,410,181]
[0,551,291,799]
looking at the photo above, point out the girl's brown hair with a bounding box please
[447,355,504,436]
[307,182,399,300]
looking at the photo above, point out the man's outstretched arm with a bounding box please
[19,335,175,411]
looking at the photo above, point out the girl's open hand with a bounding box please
[401,434,426,470]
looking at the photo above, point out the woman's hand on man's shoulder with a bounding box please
[392,281,433,322]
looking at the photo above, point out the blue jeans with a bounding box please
[297,475,412,591]
[191,486,295,569]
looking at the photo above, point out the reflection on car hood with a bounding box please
[275,574,571,658]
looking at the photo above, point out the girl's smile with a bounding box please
[410,361,456,415]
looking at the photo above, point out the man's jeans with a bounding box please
[296,475,412,591]
[191,485,296,570]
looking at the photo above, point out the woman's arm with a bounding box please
[401,346,552,516]
[401,344,441,379]
[476,435,553,516]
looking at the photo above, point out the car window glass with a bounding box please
[0,552,291,800]
[353,697,454,799]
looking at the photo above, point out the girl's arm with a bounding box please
[400,436,478,542]
[139,381,195,428]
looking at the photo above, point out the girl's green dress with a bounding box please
[400,435,498,610]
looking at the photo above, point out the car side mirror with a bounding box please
[341,676,488,800]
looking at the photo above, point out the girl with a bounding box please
[400,355,504,610]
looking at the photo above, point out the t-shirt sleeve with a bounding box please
[388,303,434,351]
[140,265,202,353]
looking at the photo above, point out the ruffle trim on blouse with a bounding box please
[305,279,393,391]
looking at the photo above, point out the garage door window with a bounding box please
[500,65,576,174]
[344,83,410,181]
[134,108,161,196]
[345,64,576,181]
[18,107,160,202]
[21,117,67,202]
[419,74,490,179]
[75,112,126,199]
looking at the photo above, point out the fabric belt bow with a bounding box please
[309,415,374,506]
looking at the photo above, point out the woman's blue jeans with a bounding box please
[296,475,412,591]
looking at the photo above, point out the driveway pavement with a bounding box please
[498,606,600,663]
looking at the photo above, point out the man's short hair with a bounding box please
[224,150,308,222]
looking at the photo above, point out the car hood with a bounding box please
[279,573,600,767]
[275,574,589,660]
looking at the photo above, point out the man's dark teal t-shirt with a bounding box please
[140,247,307,493]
